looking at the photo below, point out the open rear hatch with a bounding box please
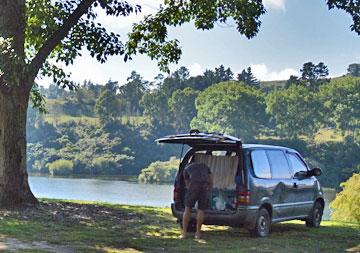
[156,131,242,147]
[156,131,244,214]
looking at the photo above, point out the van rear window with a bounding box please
[251,150,271,179]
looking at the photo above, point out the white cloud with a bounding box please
[188,63,203,76]
[263,0,286,11]
[248,64,298,81]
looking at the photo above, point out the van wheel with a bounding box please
[180,220,196,232]
[249,208,271,237]
[306,202,323,228]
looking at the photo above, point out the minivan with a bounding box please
[157,131,324,237]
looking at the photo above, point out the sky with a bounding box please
[37,0,360,86]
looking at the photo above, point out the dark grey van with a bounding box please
[157,132,324,237]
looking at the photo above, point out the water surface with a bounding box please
[29,176,335,220]
[29,176,173,207]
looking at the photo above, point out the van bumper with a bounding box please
[171,204,258,229]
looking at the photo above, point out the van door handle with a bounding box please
[293,182,298,188]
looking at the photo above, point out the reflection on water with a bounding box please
[29,176,336,220]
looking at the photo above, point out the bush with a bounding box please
[47,159,74,176]
[138,157,179,184]
[33,160,50,174]
[73,156,91,175]
[92,156,118,175]
[330,173,360,222]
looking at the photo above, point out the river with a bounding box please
[28,176,336,220]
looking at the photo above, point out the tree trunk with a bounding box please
[0,89,38,207]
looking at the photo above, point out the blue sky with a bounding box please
[38,0,360,86]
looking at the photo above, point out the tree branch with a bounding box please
[27,0,97,85]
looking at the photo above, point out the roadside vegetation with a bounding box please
[27,63,360,190]
[331,173,360,222]
[0,200,358,253]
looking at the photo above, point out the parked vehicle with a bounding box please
[156,132,324,237]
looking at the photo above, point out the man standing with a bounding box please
[181,161,213,239]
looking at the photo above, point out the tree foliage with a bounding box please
[300,62,330,91]
[237,67,259,88]
[140,90,173,134]
[119,71,149,115]
[161,66,190,96]
[125,1,265,72]
[320,77,360,133]
[24,0,141,93]
[47,159,74,176]
[191,81,267,141]
[330,173,360,222]
[266,85,323,139]
[95,88,123,125]
[327,0,360,35]
[347,63,360,77]
[168,87,199,132]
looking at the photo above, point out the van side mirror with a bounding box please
[309,167,322,177]
[294,171,308,179]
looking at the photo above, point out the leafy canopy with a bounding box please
[330,173,360,222]
[266,85,323,139]
[22,0,266,90]
[168,87,199,132]
[319,76,360,133]
[191,81,268,141]
[126,1,266,72]
[95,88,123,124]
[25,0,141,89]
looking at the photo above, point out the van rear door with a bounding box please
[156,132,242,148]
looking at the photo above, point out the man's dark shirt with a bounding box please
[183,162,211,184]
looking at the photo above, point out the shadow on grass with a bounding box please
[0,200,358,253]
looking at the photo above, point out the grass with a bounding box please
[314,128,344,143]
[258,128,344,144]
[0,200,358,253]
[44,115,99,125]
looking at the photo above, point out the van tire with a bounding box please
[306,202,323,228]
[249,208,271,237]
[180,220,197,232]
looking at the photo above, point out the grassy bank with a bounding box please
[0,200,358,253]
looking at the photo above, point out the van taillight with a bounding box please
[237,191,250,205]
[173,188,180,202]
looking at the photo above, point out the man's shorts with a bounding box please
[185,184,209,210]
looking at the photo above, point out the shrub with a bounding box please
[330,173,360,222]
[138,157,179,184]
[47,159,74,176]
[92,156,118,175]
[73,156,91,175]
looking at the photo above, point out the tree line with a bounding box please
[27,62,360,188]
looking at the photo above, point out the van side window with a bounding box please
[267,150,291,179]
[287,153,307,175]
[251,150,271,179]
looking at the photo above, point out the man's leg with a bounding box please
[182,207,192,237]
[195,209,204,238]
[195,185,210,239]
